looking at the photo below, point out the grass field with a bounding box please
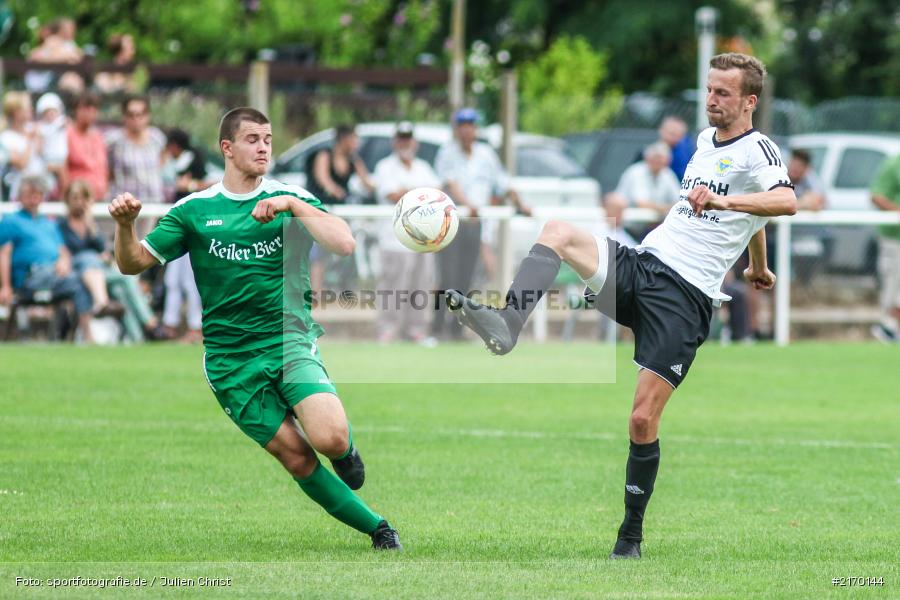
[1,341,898,599]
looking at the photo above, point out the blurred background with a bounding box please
[0,0,898,347]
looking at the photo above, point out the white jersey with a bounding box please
[636,128,791,303]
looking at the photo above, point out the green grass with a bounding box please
[1,342,898,599]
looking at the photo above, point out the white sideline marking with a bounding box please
[0,416,893,450]
[354,425,895,450]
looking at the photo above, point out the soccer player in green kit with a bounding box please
[108,107,401,550]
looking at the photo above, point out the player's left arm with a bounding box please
[252,195,355,256]
[744,228,775,290]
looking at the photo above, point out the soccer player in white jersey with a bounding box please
[445,53,796,559]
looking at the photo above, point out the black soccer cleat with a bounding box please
[370,520,403,550]
[330,447,365,490]
[609,538,641,560]
[444,289,517,355]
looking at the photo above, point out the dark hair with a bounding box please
[791,149,811,165]
[218,107,270,142]
[108,33,131,56]
[73,91,101,109]
[709,52,767,97]
[166,128,191,150]
[121,94,149,115]
[335,124,355,141]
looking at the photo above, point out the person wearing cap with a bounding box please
[431,108,529,340]
[372,121,441,344]
[66,91,109,202]
[36,92,69,197]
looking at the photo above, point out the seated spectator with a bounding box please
[35,92,69,198]
[60,180,160,342]
[0,176,91,340]
[66,91,108,201]
[94,33,137,95]
[608,141,681,218]
[25,19,83,95]
[106,94,165,204]
[0,91,50,202]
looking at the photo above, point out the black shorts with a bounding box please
[593,239,713,388]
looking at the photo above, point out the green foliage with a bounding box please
[771,0,900,102]
[519,36,622,136]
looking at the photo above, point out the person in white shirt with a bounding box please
[35,92,69,197]
[431,107,529,340]
[443,53,797,560]
[609,142,681,218]
[372,122,440,344]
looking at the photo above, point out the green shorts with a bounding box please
[202,339,338,447]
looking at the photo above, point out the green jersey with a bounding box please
[872,154,900,241]
[142,178,325,352]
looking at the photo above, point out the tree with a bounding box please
[771,0,900,102]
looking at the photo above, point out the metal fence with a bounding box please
[3,202,898,345]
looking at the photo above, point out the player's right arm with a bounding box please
[109,193,159,275]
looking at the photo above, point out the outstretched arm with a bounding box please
[251,195,355,257]
[109,193,159,275]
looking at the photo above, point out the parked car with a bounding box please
[788,132,900,273]
[563,128,658,195]
[271,122,600,209]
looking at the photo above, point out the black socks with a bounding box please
[502,243,562,337]
[617,439,661,543]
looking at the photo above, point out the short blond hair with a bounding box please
[3,91,32,121]
[709,53,767,97]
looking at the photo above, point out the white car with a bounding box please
[270,122,600,209]
[788,133,900,272]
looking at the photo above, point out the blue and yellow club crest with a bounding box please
[716,156,734,176]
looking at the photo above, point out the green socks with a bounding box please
[295,462,382,533]
[335,423,354,460]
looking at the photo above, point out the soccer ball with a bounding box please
[392,187,459,253]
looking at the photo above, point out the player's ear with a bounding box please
[746,94,758,112]
[221,139,232,159]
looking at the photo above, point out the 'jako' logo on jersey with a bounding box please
[205,219,223,227]
[715,157,734,176]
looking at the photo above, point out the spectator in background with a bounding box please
[306,124,374,205]
[35,93,69,198]
[787,149,826,210]
[0,91,50,201]
[94,33,137,95]
[870,152,900,343]
[0,176,90,340]
[25,19,83,95]
[597,194,637,248]
[164,128,209,200]
[106,95,165,203]
[372,121,440,345]
[57,180,124,334]
[431,107,528,340]
[305,124,375,294]
[159,128,207,344]
[609,141,681,218]
[657,116,693,180]
[66,91,108,201]
[60,180,160,342]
